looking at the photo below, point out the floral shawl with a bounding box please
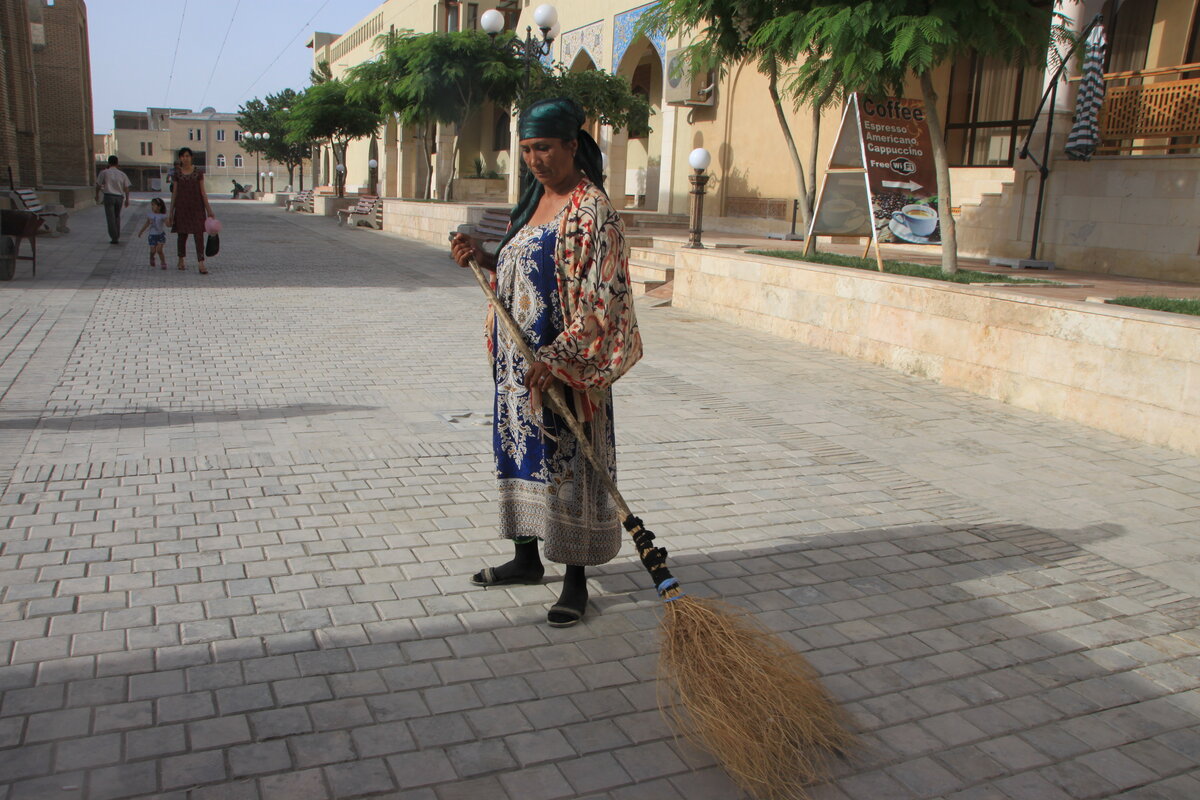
[487,178,642,416]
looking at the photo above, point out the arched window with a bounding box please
[234,154,243,167]
[217,154,226,167]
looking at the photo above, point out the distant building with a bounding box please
[0,0,95,194]
[98,108,309,195]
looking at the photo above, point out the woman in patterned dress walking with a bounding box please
[450,98,642,627]
[166,147,214,274]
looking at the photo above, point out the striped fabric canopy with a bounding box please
[1065,25,1108,161]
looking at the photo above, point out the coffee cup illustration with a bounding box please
[892,204,938,237]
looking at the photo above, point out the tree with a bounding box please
[523,65,653,134]
[351,31,525,201]
[640,0,826,229]
[759,0,1057,273]
[237,88,312,191]
[284,80,382,197]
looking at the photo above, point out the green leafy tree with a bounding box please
[237,88,312,191]
[351,31,524,200]
[523,65,653,134]
[640,0,826,228]
[284,80,382,197]
[759,0,1058,273]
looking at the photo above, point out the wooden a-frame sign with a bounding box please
[806,93,941,270]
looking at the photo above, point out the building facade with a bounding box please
[97,108,307,195]
[315,0,1200,282]
[0,0,95,193]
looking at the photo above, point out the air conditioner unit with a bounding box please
[664,49,715,107]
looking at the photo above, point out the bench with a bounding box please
[336,196,381,229]
[1,209,41,278]
[7,189,69,235]
[285,190,313,213]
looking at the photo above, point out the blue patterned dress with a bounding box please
[492,214,622,566]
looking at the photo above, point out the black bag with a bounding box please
[205,233,220,257]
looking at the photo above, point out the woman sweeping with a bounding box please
[450,97,642,628]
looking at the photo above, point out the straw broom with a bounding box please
[461,250,853,800]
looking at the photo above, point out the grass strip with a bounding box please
[1107,296,1200,316]
[747,249,1059,284]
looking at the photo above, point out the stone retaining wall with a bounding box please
[380,200,498,247]
[674,249,1200,455]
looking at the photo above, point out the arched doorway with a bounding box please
[614,36,663,210]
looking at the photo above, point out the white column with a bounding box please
[656,105,678,214]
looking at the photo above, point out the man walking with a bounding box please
[95,156,131,244]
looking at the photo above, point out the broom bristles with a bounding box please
[659,594,853,800]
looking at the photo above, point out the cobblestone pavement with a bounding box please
[2,198,1199,800]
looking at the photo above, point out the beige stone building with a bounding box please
[315,0,1200,282]
[1,0,95,197]
[97,108,307,196]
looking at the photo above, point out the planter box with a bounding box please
[452,177,507,202]
[380,199,508,247]
[674,249,1200,456]
[314,195,356,217]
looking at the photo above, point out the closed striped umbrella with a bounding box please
[1065,25,1107,160]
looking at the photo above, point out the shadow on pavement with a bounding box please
[0,403,379,430]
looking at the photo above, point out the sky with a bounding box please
[87,0,386,134]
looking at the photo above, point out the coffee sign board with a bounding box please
[860,96,940,244]
[807,93,941,248]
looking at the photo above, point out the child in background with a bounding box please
[138,197,169,268]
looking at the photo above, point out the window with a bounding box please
[217,129,225,141]
[1102,0,1158,73]
[188,129,194,141]
[234,130,243,142]
[217,154,226,167]
[234,154,243,167]
[140,142,146,156]
[147,142,153,156]
[467,3,479,29]
[196,128,202,141]
[446,1,459,31]
[944,52,1044,166]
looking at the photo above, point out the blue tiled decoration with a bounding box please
[613,3,665,70]
[560,20,606,70]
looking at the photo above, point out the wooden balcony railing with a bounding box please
[1095,62,1200,155]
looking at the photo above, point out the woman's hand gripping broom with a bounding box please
[462,250,853,800]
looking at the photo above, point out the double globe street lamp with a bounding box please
[247,131,270,193]
[480,4,559,88]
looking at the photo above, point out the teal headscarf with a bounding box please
[499,97,606,251]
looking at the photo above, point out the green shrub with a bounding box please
[747,250,1058,285]
[1107,296,1200,316]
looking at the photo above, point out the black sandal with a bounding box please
[547,603,586,628]
[470,565,544,587]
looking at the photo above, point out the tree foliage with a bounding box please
[349,30,525,199]
[285,80,382,196]
[523,65,653,135]
[237,88,312,188]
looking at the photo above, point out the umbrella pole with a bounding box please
[462,253,853,798]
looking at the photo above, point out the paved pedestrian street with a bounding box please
[2,198,1199,800]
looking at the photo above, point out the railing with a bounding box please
[1095,62,1200,154]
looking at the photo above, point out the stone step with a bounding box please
[630,262,674,285]
[623,211,690,230]
[629,246,677,268]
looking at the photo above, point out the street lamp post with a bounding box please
[248,132,270,193]
[686,148,712,249]
[368,159,378,197]
[335,163,346,198]
[480,5,558,90]
[268,171,275,193]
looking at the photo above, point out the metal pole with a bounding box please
[1029,80,1058,261]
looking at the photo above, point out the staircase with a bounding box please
[949,167,1016,216]
[628,244,677,296]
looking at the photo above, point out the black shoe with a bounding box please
[110,240,119,244]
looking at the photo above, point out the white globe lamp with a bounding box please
[480,8,504,34]
[689,147,712,172]
[533,4,557,32]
